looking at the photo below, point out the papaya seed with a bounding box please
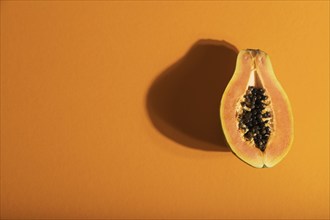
[237,85,273,151]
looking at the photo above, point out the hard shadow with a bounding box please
[146,39,238,151]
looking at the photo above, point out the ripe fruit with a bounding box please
[220,49,293,168]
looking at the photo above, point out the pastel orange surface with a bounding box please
[1,1,329,219]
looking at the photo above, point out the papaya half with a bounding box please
[220,49,293,168]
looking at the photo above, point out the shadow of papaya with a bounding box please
[146,39,238,151]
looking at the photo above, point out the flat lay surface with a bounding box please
[1,1,329,219]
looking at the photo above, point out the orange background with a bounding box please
[1,1,329,219]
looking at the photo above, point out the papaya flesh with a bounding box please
[220,49,293,168]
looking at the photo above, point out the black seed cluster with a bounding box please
[238,86,272,152]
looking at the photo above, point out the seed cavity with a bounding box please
[237,86,273,152]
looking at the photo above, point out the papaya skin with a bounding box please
[220,49,294,168]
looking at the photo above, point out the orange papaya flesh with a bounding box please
[220,49,293,168]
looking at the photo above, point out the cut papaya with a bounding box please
[220,49,293,168]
